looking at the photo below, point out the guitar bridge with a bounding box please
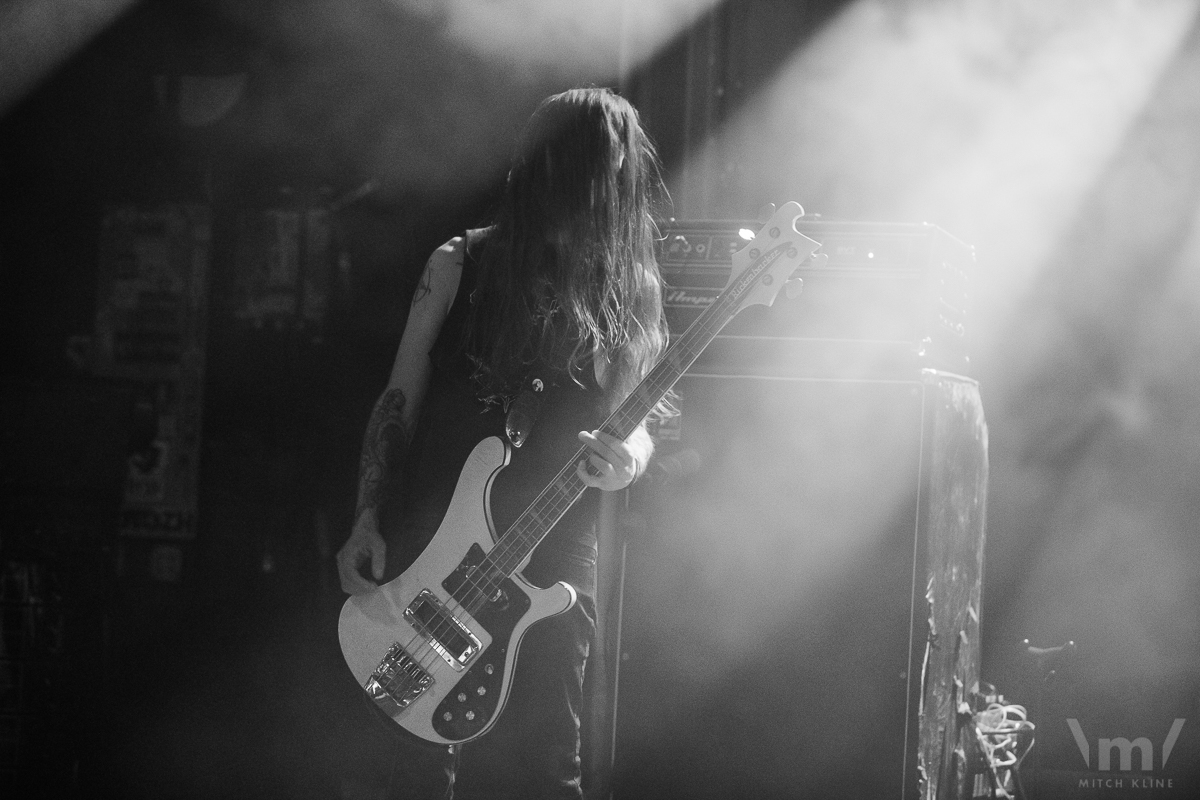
[365,642,433,714]
[405,589,482,671]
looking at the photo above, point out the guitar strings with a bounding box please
[386,232,800,724]
[450,256,755,611]
[449,276,738,617]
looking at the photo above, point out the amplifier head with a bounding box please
[656,218,975,379]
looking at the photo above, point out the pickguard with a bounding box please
[432,543,531,740]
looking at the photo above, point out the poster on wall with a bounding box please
[232,206,331,337]
[93,204,211,543]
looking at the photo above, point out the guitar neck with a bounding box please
[601,237,799,441]
[469,241,795,593]
[598,282,740,440]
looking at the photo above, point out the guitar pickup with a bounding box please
[365,642,433,714]
[405,589,482,671]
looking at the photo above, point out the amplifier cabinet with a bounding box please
[612,369,987,800]
[657,220,975,379]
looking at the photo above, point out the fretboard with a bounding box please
[453,240,796,610]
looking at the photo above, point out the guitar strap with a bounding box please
[504,375,545,448]
[460,227,562,450]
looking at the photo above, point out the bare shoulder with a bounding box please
[431,235,465,265]
[413,236,465,313]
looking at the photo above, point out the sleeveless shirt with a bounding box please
[382,230,602,601]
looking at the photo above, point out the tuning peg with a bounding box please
[808,253,828,268]
[785,277,804,300]
[755,203,776,222]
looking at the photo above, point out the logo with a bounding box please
[1067,718,1185,791]
[663,288,718,308]
[1067,718,1185,771]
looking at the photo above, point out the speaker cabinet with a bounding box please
[612,369,987,800]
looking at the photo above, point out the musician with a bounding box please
[336,87,670,799]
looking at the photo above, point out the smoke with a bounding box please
[390,0,715,79]
[1003,194,1200,691]
[0,0,138,113]
[201,0,719,197]
[664,0,1200,702]
[687,0,1197,354]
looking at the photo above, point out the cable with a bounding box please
[974,701,1035,799]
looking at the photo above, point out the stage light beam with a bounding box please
[0,0,138,115]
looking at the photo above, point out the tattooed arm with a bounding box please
[336,237,464,594]
[336,389,416,593]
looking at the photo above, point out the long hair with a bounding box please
[466,87,669,409]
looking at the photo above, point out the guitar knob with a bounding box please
[476,686,487,696]
[465,711,476,721]
[443,712,453,722]
[458,692,468,702]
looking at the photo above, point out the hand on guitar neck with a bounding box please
[575,426,652,492]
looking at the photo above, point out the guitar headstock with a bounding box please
[727,201,823,312]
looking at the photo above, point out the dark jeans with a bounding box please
[385,598,596,800]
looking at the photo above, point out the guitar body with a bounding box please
[338,435,577,745]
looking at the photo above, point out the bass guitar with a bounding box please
[338,201,822,744]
